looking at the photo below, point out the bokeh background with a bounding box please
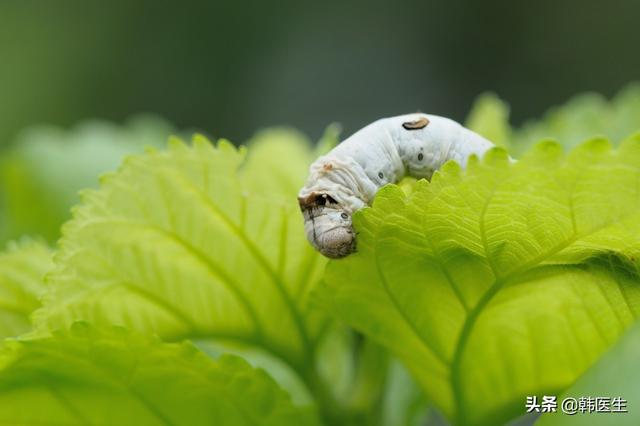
[1,0,640,246]
[2,0,640,144]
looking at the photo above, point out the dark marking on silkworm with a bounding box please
[325,194,338,204]
[402,117,430,130]
[310,214,318,244]
[378,172,384,179]
[418,153,424,161]
[314,193,338,206]
[298,192,340,211]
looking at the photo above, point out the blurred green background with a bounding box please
[1,0,640,246]
[2,0,640,144]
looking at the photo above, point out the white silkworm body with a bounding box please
[298,113,497,258]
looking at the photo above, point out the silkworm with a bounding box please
[298,113,497,258]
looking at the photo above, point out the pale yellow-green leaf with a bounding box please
[0,323,319,425]
[36,134,327,374]
[318,136,640,425]
[0,239,52,338]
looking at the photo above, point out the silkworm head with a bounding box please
[299,193,355,258]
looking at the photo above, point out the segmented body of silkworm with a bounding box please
[297,113,497,258]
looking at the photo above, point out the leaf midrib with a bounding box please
[450,212,640,424]
[44,220,306,369]
[165,169,315,361]
[379,162,640,424]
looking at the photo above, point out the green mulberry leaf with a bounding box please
[35,133,327,377]
[0,323,319,425]
[0,240,52,338]
[318,136,640,425]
